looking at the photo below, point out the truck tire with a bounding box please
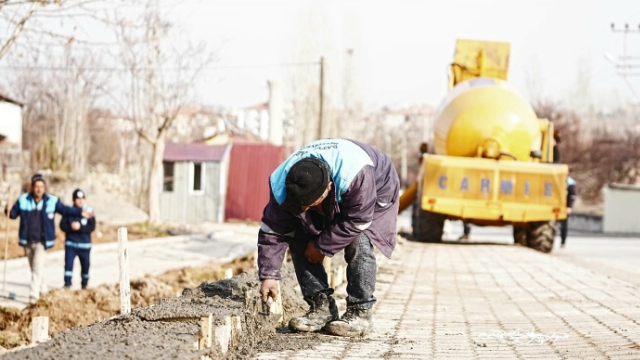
[513,226,528,247]
[512,222,555,253]
[527,221,556,253]
[413,208,445,242]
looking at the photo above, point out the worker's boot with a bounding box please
[289,292,338,332]
[323,306,373,337]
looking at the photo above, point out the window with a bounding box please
[163,162,174,192]
[190,162,205,194]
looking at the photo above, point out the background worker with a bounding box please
[553,130,561,164]
[60,189,96,289]
[4,174,93,303]
[561,174,577,248]
[258,138,400,338]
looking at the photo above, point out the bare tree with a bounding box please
[109,1,214,223]
[534,101,640,203]
[10,44,109,175]
[0,0,124,61]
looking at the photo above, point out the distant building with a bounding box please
[224,142,288,222]
[160,140,288,224]
[167,106,217,143]
[238,102,269,140]
[160,142,231,224]
[604,183,640,234]
[0,93,25,172]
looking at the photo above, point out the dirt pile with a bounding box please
[3,263,324,360]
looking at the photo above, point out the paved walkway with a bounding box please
[256,240,640,360]
[0,223,258,309]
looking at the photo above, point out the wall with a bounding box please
[568,213,602,233]
[160,160,225,224]
[0,101,22,145]
[603,184,640,234]
[225,143,287,222]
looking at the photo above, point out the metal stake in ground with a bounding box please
[118,227,131,314]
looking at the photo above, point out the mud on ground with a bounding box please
[2,262,326,360]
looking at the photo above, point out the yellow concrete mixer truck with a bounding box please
[398,39,568,253]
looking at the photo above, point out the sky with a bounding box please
[3,0,640,112]
[168,0,640,111]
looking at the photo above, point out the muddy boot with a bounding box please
[324,307,373,337]
[289,293,338,332]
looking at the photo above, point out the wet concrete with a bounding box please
[4,263,326,360]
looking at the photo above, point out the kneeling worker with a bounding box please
[258,139,399,337]
[60,189,96,289]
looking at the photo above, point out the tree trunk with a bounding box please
[147,130,166,224]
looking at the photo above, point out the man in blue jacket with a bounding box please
[60,189,95,289]
[4,174,93,303]
[258,139,400,337]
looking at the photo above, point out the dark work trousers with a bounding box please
[64,245,91,287]
[289,232,377,310]
[560,217,569,245]
[463,222,471,236]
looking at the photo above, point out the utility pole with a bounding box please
[607,23,640,103]
[400,115,408,186]
[317,56,325,140]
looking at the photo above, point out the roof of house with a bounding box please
[0,92,24,106]
[244,102,268,111]
[163,142,228,162]
[201,130,265,144]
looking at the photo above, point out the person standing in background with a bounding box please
[561,174,577,248]
[60,189,96,289]
[4,175,93,303]
[553,130,561,164]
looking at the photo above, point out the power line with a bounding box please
[607,22,640,103]
[0,61,320,72]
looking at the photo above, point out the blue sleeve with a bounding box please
[9,199,20,219]
[55,200,82,217]
[60,215,71,233]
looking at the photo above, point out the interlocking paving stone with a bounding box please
[255,240,640,359]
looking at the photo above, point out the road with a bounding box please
[398,209,640,283]
[0,222,259,309]
[444,220,640,286]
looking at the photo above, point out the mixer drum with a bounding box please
[433,77,542,161]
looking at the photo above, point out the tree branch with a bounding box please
[0,1,38,60]
[136,127,156,146]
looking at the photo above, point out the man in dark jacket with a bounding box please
[60,189,95,289]
[258,139,400,337]
[4,174,93,303]
[560,175,577,247]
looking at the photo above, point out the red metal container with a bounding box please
[224,143,288,222]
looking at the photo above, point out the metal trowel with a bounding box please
[259,298,274,317]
